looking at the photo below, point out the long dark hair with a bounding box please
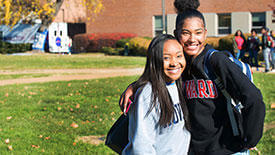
[234,29,247,49]
[133,34,190,129]
[235,29,245,37]
[174,0,205,41]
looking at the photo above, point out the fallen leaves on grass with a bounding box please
[8,145,13,151]
[29,92,37,95]
[45,136,51,140]
[75,135,105,146]
[5,139,10,144]
[70,122,79,128]
[6,116,12,120]
[31,145,40,148]
[58,121,64,125]
[76,104,80,109]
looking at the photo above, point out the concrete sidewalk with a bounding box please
[251,67,275,73]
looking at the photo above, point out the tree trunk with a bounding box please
[39,0,65,32]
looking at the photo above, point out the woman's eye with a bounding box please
[181,32,189,35]
[163,57,170,60]
[177,55,183,58]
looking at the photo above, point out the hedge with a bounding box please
[0,40,32,54]
[73,33,137,53]
[127,37,151,56]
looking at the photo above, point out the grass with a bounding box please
[251,73,275,154]
[0,76,139,154]
[0,70,273,153]
[0,73,52,80]
[0,53,146,70]
[0,73,107,80]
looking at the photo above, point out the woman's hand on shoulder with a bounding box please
[119,84,134,115]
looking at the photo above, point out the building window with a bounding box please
[154,16,167,37]
[252,12,266,33]
[218,13,231,35]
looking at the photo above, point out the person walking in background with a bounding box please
[233,29,247,60]
[270,30,275,71]
[247,29,260,71]
[122,34,191,154]
[261,27,271,72]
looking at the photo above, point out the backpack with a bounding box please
[203,49,253,140]
[267,35,275,48]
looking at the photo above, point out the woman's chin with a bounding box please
[184,49,199,56]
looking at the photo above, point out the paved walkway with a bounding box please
[0,67,273,86]
[0,68,144,86]
[251,67,275,73]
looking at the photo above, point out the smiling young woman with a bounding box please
[163,39,186,83]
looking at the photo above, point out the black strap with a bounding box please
[204,49,240,136]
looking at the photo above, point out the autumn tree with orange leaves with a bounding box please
[0,0,103,30]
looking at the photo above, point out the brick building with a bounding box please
[53,0,87,38]
[84,0,275,37]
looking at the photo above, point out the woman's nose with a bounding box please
[169,58,177,66]
[188,33,195,42]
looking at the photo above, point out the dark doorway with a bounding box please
[68,23,86,38]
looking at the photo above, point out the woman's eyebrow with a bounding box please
[182,28,204,31]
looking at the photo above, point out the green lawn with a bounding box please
[0,73,52,80]
[0,53,273,154]
[0,76,139,154]
[252,73,275,154]
[0,53,145,70]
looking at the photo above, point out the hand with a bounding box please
[249,147,260,155]
[119,84,134,115]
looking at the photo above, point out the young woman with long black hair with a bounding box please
[233,29,247,60]
[122,34,190,154]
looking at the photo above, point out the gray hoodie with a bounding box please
[122,82,190,155]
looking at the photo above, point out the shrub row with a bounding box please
[0,40,32,54]
[100,37,152,56]
[73,33,137,53]
[74,32,263,57]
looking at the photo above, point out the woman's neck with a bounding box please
[166,81,176,86]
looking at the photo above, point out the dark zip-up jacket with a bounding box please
[261,33,269,49]
[182,44,265,155]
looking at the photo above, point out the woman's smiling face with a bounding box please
[178,17,207,58]
[163,39,186,83]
